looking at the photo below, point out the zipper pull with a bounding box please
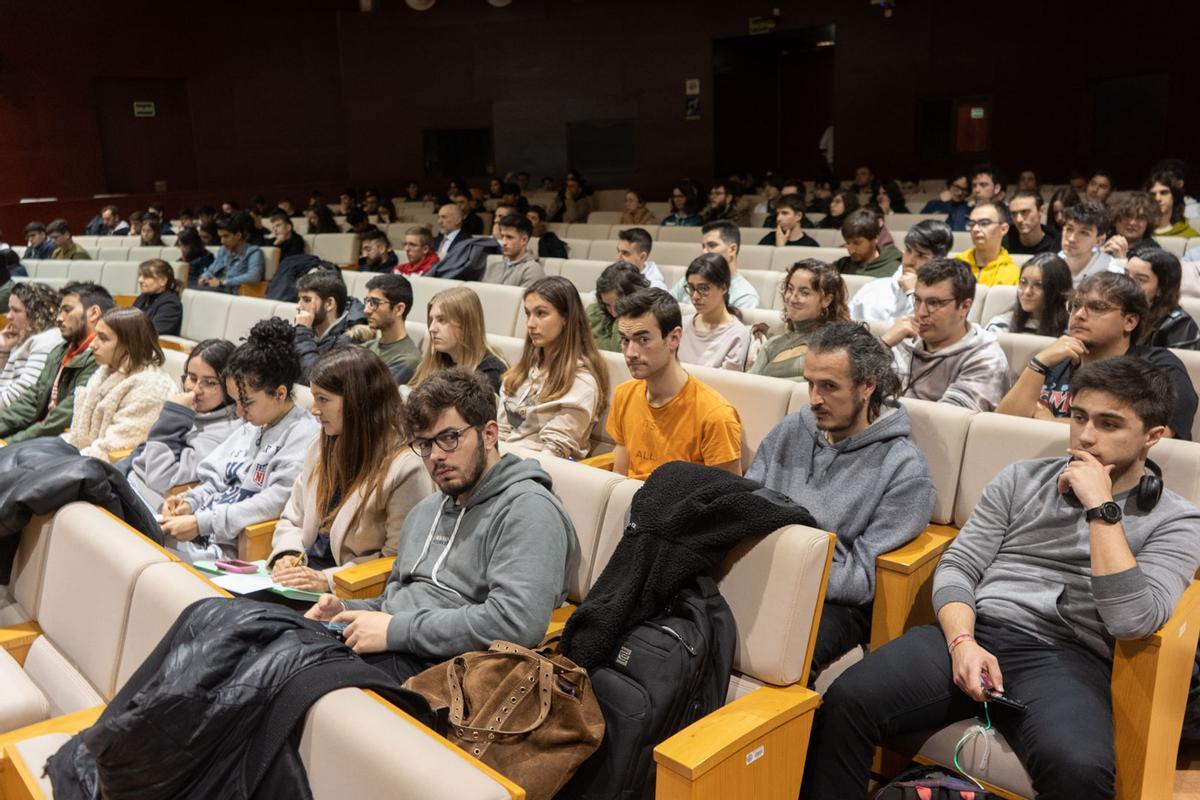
[655,624,697,655]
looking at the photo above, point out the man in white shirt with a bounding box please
[849,220,953,323]
[1059,200,1126,285]
[616,227,667,290]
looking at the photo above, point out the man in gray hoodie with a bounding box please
[307,368,577,682]
[747,322,936,681]
[802,357,1200,799]
[882,258,1010,411]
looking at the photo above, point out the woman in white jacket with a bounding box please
[63,308,175,460]
[498,276,609,459]
[268,347,433,591]
[0,282,63,410]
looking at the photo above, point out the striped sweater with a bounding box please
[0,327,63,410]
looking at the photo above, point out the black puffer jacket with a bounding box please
[46,597,437,800]
[0,436,161,583]
[561,461,818,669]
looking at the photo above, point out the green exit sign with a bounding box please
[132,101,156,118]
[970,107,985,119]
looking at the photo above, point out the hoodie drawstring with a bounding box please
[408,500,466,599]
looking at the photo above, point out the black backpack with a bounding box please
[557,576,737,799]
[873,765,1003,799]
[267,254,340,301]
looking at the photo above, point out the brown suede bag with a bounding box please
[404,639,605,800]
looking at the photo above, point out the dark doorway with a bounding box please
[712,25,835,182]
[95,78,198,194]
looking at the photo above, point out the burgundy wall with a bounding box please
[0,0,1195,235]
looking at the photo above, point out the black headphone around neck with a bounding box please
[1136,458,1164,511]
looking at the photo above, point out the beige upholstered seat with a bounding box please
[224,296,282,343]
[899,398,976,525]
[585,240,619,261]
[559,259,612,293]
[978,283,1016,323]
[312,233,360,265]
[657,226,703,243]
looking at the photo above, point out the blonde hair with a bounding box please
[410,287,501,387]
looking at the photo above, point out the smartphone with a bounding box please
[215,559,259,574]
[323,621,348,638]
[985,688,1028,712]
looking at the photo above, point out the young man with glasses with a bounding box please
[1059,200,1128,286]
[881,258,1010,411]
[947,165,1005,232]
[304,368,577,683]
[700,181,751,227]
[997,272,1197,439]
[955,202,1019,286]
[396,226,439,276]
[804,356,1200,799]
[1004,191,1060,256]
[362,274,420,385]
[920,174,969,216]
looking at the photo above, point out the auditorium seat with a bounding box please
[565,223,612,241]
[585,239,618,261]
[560,259,612,294]
[737,244,774,271]
[651,241,701,267]
[312,234,360,266]
[1159,236,1187,257]
[487,334,524,366]
[98,262,141,301]
[741,269,783,309]
[97,248,128,261]
[978,283,1016,323]
[585,211,621,225]
[993,331,1054,384]
[805,228,844,247]
[657,226,703,243]
[770,246,846,268]
[592,189,628,212]
[127,247,161,262]
[560,238,592,260]
[160,291,232,351]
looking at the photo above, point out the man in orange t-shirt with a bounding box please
[607,288,742,481]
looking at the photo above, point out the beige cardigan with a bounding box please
[268,442,433,588]
[63,365,175,460]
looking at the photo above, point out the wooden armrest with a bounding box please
[239,519,278,562]
[165,481,199,499]
[0,623,41,667]
[333,557,396,600]
[114,294,137,308]
[869,524,958,651]
[653,684,819,799]
[158,338,194,353]
[579,452,615,472]
[0,705,104,756]
[238,282,268,298]
[0,705,106,799]
[1110,579,1200,800]
[107,447,133,463]
[545,603,576,637]
[338,263,358,271]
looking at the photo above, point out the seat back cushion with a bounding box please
[35,503,170,699]
[690,365,793,471]
[716,524,832,686]
[587,479,642,596]
[300,688,514,800]
[3,514,54,624]
[22,637,106,717]
[899,398,976,525]
[953,414,1067,526]
[115,563,225,688]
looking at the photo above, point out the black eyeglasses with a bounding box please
[409,425,477,458]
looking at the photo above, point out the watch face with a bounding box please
[1100,502,1122,523]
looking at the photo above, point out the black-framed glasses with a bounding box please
[964,219,999,230]
[913,296,956,312]
[363,297,392,309]
[686,282,714,297]
[409,425,477,458]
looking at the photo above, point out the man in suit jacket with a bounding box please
[433,204,471,259]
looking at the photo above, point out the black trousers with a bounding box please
[799,619,1115,800]
[809,600,873,685]
[359,650,435,685]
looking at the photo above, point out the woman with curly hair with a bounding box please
[750,260,849,381]
[160,318,320,563]
[0,282,63,409]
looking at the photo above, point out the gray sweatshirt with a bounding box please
[892,322,1011,411]
[746,404,936,605]
[346,453,577,660]
[121,401,241,510]
[933,457,1200,661]
[184,403,320,555]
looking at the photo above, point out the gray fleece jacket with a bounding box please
[183,403,320,555]
[934,457,1200,661]
[746,404,936,605]
[346,453,577,660]
[120,401,241,510]
[892,322,1010,411]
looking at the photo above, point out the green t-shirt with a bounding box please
[749,323,816,381]
[364,335,421,383]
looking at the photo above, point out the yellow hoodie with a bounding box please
[955,247,1020,286]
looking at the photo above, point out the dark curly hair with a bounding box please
[9,282,60,340]
[224,318,301,398]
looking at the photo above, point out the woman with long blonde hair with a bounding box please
[269,346,432,591]
[499,276,609,458]
[409,286,507,393]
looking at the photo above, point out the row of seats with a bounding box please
[0,503,523,799]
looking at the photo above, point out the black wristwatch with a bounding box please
[1085,501,1123,524]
